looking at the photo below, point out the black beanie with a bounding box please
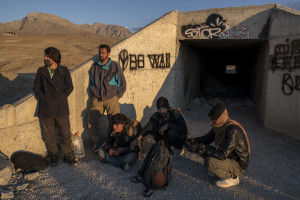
[156,96,169,109]
[208,101,226,120]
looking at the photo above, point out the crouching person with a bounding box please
[98,113,139,171]
[186,102,250,188]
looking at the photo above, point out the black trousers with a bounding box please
[166,129,186,150]
[40,116,73,156]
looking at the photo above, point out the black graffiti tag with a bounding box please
[118,49,128,70]
[148,53,170,68]
[269,39,300,72]
[129,54,145,70]
[295,75,300,91]
[282,73,294,95]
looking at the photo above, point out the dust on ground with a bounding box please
[2,99,300,200]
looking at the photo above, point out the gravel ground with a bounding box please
[2,99,300,200]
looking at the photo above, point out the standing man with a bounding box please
[186,102,250,188]
[140,97,187,154]
[88,44,126,152]
[33,47,77,166]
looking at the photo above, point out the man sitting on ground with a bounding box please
[98,113,139,171]
[139,96,188,155]
[186,101,250,188]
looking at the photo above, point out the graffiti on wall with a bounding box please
[181,13,253,39]
[148,53,170,68]
[269,39,300,72]
[282,73,300,95]
[118,50,170,70]
[269,39,300,95]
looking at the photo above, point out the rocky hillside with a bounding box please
[0,12,131,39]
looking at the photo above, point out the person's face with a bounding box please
[158,107,168,118]
[113,123,124,133]
[209,117,216,126]
[99,48,110,62]
[44,54,54,66]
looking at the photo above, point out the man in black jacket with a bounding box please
[98,113,139,172]
[186,102,250,188]
[140,97,188,154]
[33,47,77,166]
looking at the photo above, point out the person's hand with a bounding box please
[109,149,114,156]
[137,135,142,141]
[187,138,195,144]
[114,147,126,155]
[159,124,168,135]
[198,143,206,155]
[186,143,200,153]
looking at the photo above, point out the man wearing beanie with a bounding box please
[139,97,188,154]
[186,101,250,188]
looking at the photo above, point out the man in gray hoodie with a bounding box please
[88,44,126,152]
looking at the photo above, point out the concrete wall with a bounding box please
[264,10,300,139]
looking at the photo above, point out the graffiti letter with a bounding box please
[118,49,128,70]
[130,54,137,70]
[295,75,300,91]
[138,55,144,68]
[282,73,293,95]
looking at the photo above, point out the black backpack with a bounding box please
[138,143,172,197]
[11,151,49,172]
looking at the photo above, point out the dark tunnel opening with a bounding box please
[179,39,268,105]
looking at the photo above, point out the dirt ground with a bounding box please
[2,99,300,200]
[0,35,117,107]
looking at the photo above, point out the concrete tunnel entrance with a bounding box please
[179,39,269,107]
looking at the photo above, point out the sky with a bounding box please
[0,0,300,32]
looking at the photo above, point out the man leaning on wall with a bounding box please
[33,47,77,166]
[88,44,127,153]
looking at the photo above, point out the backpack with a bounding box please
[139,143,172,197]
[11,151,49,172]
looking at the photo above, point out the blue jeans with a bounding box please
[100,147,139,168]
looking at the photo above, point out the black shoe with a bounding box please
[120,162,130,172]
[63,154,78,165]
[50,154,59,166]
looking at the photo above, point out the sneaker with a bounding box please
[63,154,78,165]
[98,149,105,158]
[120,163,130,172]
[93,145,101,154]
[50,154,59,166]
[216,176,240,188]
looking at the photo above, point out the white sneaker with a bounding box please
[216,177,240,188]
[98,149,105,158]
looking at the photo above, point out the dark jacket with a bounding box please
[194,125,249,170]
[141,108,187,142]
[33,65,74,118]
[89,59,126,101]
[104,120,139,155]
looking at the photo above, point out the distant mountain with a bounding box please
[81,23,131,39]
[0,12,132,39]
